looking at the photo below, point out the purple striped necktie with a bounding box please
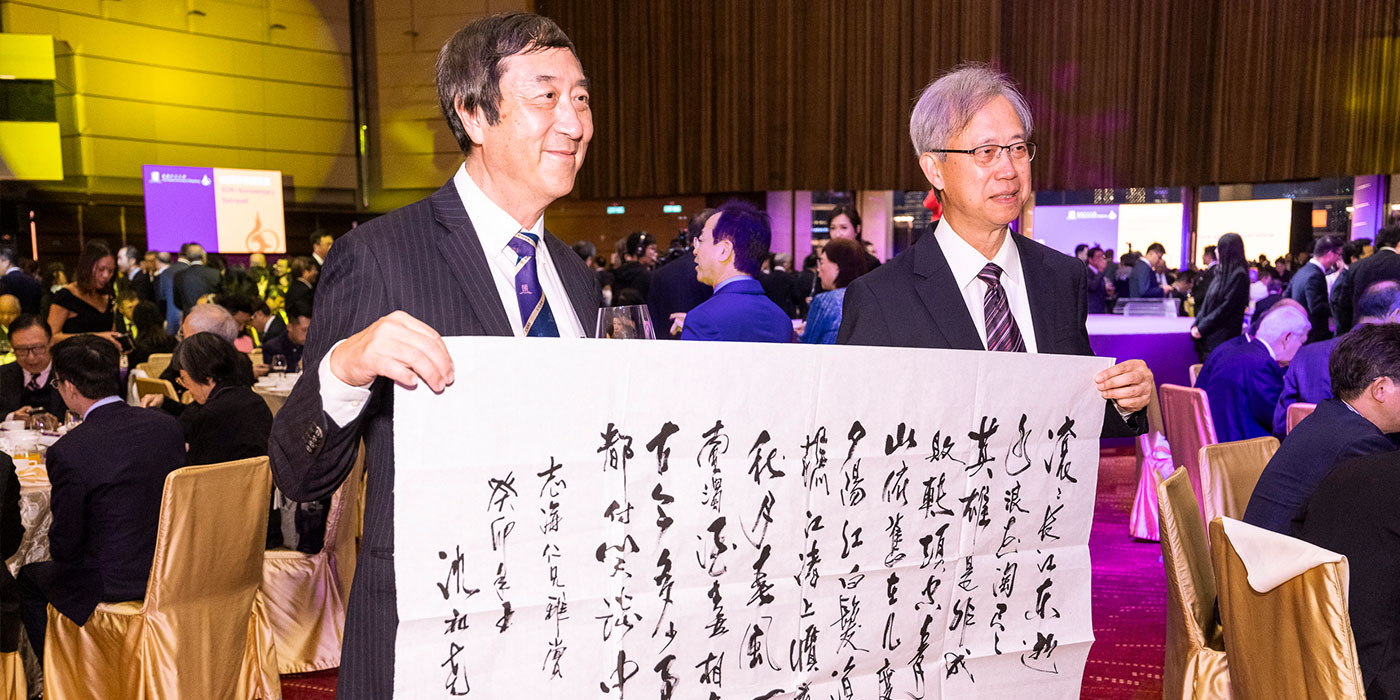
[506,231,559,337]
[978,262,1027,352]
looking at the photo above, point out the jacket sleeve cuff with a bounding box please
[318,339,372,428]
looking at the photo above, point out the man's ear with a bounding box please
[918,152,946,193]
[718,239,735,266]
[456,99,486,148]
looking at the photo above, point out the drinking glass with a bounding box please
[271,355,288,374]
[596,305,656,340]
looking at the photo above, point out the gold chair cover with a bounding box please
[145,353,173,379]
[1285,402,1316,434]
[1208,518,1364,700]
[1160,384,1218,529]
[0,650,25,700]
[43,457,281,700]
[1198,437,1278,525]
[1158,468,1231,700]
[133,376,179,402]
[261,449,365,674]
[1189,363,1204,387]
[1129,383,1170,541]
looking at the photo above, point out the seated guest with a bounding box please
[801,237,868,344]
[213,294,256,353]
[1273,281,1400,434]
[246,300,287,348]
[0,314,69,422]
[16,335,185,661]
[0,294,20,347]
[261,297,312,371]
[173,332,272,466]
[1245,323,1400,534]
[283,255,318,312]
[1,448,21,655]
[143,304,252,409]
[1196,300,1310,441]
[114,289,140,338]
[128,301,178,367]
[680,200,793,343]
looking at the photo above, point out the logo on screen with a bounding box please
[1109,210,1117,220]
[201,174,211,186]
[245,212,281,253]
[150,170,160,183]
[1067,211,1076,221]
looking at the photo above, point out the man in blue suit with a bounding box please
[680,200,793,343]
[1196,300,1310,441]
[1286,235,1343,343]
[1244,323,1400,535]
[1274,281,1400,434]
[1129,242,1172,298]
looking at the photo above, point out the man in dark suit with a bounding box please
[261,298,311,372]
[173,244,221,314]
[837,64,1153,437]
[680,201,794,343]
[154,250,188,334]
[648,209,715,338]
[1273,281,1400,434]
[760,253,803,319]
[1191,245,1218,314]
[16,335,186,661]
[1196,300,1310,441]
[1085,246,1111,313]
[0,314,69,421]
[1286,235,1343,343]
[1333,225,1400,333]
[283,255,319,312]
[247,300,287,348]
[1245,323,1400,537]
[267,13,601,698]
[0,248,43,315]
[1129,242,1172,298]
[116,245,155,303]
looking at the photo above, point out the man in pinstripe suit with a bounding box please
[268,13,600,698]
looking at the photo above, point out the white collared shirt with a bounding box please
[934,222,1039,353]
[22,364,52,390]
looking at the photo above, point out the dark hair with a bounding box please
[1146,242,1166,255]
[1312,235,1343,258]
[687,208,718,243]
[1357,281,1400,320]
[252,300,272,316]
[626,232,655,258]
[0,247,16,264]
[116,289,141,305]
[828,205,863,240]
[51,334,122,400]
[1074,244,1088,255]
[1376,226,1400,250]
[286,297,314,322]
[821,238,869,289]
[1344,239,1369,264]
[214,294,254,317]
[1215,233,1246,272]
[1331,323,1400,401]
[1087,246,1105,260]
[435,12,578,155]
[1203,245,1217,261]
[173,332,246,387]
[572,240,596,261]
[73,240,114,294]
[309,230,332,249]
[132,301,169,339]
[710,200,772,276]
[290,256,318,280]
[8,313,49,340]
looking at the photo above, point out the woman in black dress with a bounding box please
[1191,233,1251,361]
[47,241,119,348]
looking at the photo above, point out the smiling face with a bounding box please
[829,213,860,241]
[457,47,592,225]
[918,96,1031,238]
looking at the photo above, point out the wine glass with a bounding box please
[271,355,288,374]
[596,305,656,340]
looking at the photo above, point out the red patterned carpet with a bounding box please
[280,447,1165,700]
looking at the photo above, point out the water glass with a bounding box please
[596,305,656,340]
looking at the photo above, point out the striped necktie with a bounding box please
[506,232,559,337]
[977,262,1027,352]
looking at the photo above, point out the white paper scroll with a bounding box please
[394,337,1109,699]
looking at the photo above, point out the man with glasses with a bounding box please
[837,63,1152,437]
[0,314,69,422]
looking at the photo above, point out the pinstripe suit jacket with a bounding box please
[268,180,601,699]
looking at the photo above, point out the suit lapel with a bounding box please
[912,231,984,350]
[1012,233,1058,352]
[542,232,599,338]
[430,182,513,337]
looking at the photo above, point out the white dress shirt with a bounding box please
[318,164,584,427]
[935,222,1039,353]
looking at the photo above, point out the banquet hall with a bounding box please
[1,1,1399,699]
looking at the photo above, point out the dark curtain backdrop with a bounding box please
[541,0,1400,198]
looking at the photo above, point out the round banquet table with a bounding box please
[253,384,291,417]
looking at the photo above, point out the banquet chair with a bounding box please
[133,376,179,402]
[250,348,263,367]
[42,457,281,700]
[1209,518,1363,700]
[1129,383,1170,541]
[1189,363,1203,387]
[144,352,173,379]
[0,650,23,700]
[1158,468,1231,700]
[261,446,365,673]
[1285,402,1316,434]
[1160,384,1218,528]
[1198,437,1278,525]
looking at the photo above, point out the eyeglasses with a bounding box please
[13,345,49,357]
[927,141,1037,167]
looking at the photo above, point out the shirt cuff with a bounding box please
[1112,400,1136,420]
[319,339,372,428]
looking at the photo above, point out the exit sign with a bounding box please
[606,205,625,215]
[663,203,682,214]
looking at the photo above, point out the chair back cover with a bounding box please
[1160,384,1218,528]
[1199,436,1278,525]
[133,376,179,401]
[1285,402,1316,434]
[1209,518,1364,700]
[1189,363,1204,387]
[145,353,173,379]
[1158,468,1231,699]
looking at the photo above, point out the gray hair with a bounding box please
[183,303,240,343]
[1255,304,1310,346]
[184,243,206,263]
[909,62,1033,157]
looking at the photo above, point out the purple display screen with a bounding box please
[143,164,218,253]
[1031,205,1119,258]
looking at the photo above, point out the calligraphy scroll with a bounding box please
[394,338,1109,699]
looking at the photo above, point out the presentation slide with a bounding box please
[1117,203,1184,268]
[1195,199,1293,267]
[1031,203,1183,266]
[143,165,285,254]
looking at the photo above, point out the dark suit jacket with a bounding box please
[759,268,803,319]
[1245,398,1396,534]
[836,226,1144,438]
[1085,267,1109,313]
[173,263,221,313]
[284,279,315,313]
[1,451,19,562]
[268,180,601,699]
[680,276,793,343]
[1334,248,1400,333]
[1286,262,1332,343]
[155,262,187,333]
[1129,258,1164,298]
[1272,336,1339,435]
[261,333,304,372]
[0,362,68,420]
[118,270,155,304]
[1194,265,1251,360]
[646,251,711,339]
[0,269,42,316]
[182,385,273,466]
[32,401,185,624]
[1191,264,1218,318]
[1196,337,1284,442]
[1293,449,1400,697]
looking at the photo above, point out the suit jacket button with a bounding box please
[304,424,324,454]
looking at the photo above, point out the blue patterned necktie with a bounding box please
[977,262,1027,352]
[506,232,559,337]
